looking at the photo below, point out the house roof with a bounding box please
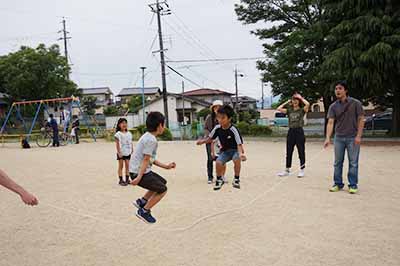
[182,88,234,96]
[129,93,209,114]
[79,87,113,95]
[234,95,257,103]
[117,87,161,97]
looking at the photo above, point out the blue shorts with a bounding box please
[216,149,240,165]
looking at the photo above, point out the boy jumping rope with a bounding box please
[130,112,176,224]
[197,105,246,190]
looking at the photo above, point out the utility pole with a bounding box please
[261,81,265,110]
[58,17,71,79]
[182,80,185,125]
[149,0,171,127]
[140,67,146,124]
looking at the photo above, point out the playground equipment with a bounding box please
[0,96,98,147]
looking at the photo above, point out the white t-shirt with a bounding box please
[114,131,133,156]
[129,132,157,174]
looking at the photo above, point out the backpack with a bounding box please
[21,138,31,149]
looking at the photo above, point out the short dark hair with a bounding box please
[146,112,165,132]
[49,114,54,118]
[335,80,348,91]
[216,104,235,118]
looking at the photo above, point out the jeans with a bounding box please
[333,136,360,188]
[286,128,306,169]
[206,143,214,179]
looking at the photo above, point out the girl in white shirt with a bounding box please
[115,118,133,186]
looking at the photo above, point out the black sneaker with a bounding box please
[133,198,146,209]
[119,179,126,186]
[124,177,130,185]
[208,177,213,184]
[136,208,156,224]
[232,178,240,189]
[213,179,223,191]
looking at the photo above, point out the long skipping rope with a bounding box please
[41,147,328,235]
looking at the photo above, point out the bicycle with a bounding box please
[36,126,72,147]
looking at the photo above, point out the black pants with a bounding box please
[206,143,214,179]
[52,130,60,147]
[74,128,80,144]
[286,128,305,169]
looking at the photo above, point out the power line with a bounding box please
[166,64,202,87]
[166,57,265,63]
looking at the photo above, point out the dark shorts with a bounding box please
[130,171,167,194]
[117,154,131,161]
[216,149,240,165]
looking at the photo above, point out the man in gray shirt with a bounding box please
[324,81,365,194]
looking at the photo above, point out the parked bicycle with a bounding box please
[36,125,72,147]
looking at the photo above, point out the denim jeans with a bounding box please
[333,136,360,188]
[206,143,214,179]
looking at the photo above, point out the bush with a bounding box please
[197,108,211,119]
[136,124,147,135]
[248,124,273,136]
[236,121,250,135]
[159,127,173,141]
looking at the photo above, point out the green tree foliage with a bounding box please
[82,96,98,116]
[128,95,146,112]
[103,105,121,116]
[322,0,400,136]
[0,44,77,102]
[197,107,211,119]
[235,0,333,116]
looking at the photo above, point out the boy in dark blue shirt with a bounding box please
[49,114,59,147]
[197,105,246,190]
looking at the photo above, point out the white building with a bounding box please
[105,93,210,129]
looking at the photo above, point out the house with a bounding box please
[182,88,233,105]
[79,87,114,114]
[233,95,257,111]
[116,87,161,105]
[0,92,10,118]
[105,93,210,130]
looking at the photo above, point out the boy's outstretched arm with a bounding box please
[0,169,38,206]
[196,137,213,145]
[154,160,176,170]
[131,155,151,186]
[237,144,247,161]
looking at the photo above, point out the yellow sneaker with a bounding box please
[329,185,343,192]
[349,187,358,194]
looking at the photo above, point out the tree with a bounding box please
[322,0,400,136]
[82,96,98,116]
[0,44,78,102]
[103,105,121,116]
[235,0,334,127]
[128,95,146,113]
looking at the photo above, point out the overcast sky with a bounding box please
[0,0,272,100]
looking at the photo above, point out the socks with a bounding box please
[234,175,240,181]
[119,176,123,181]
[216,176,222,181]
[125,175,130,182]
[140,197,148,205]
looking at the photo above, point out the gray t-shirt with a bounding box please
[129,132,158,174]
[327,97,365,137]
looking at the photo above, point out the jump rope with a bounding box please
[41,146,328,235]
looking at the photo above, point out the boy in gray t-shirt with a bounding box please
[129,112,176,224]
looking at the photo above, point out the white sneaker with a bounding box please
[278,169,290,177]
[297,169,305,178]
[222,176,228,183]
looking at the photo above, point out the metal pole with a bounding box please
[261,81,265,110]
[140,66,146,125]
[235,66,238,114]
[182,80,185,125]
[0,104,15,134]
[26,102,42,142]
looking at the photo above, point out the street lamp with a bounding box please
[234,66,244,115]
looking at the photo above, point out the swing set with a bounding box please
[0,96,98,147]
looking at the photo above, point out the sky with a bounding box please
[0,0,273,100]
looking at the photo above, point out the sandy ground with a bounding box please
[0,140,399,266]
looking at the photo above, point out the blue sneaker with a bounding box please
[136,208,156,224]
[133,198,146,209]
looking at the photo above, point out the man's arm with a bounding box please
[131,155,150,186]
[355,115,365,145]
[0,169,38,205]
[324,118,335,148]
[277,100,290,114]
